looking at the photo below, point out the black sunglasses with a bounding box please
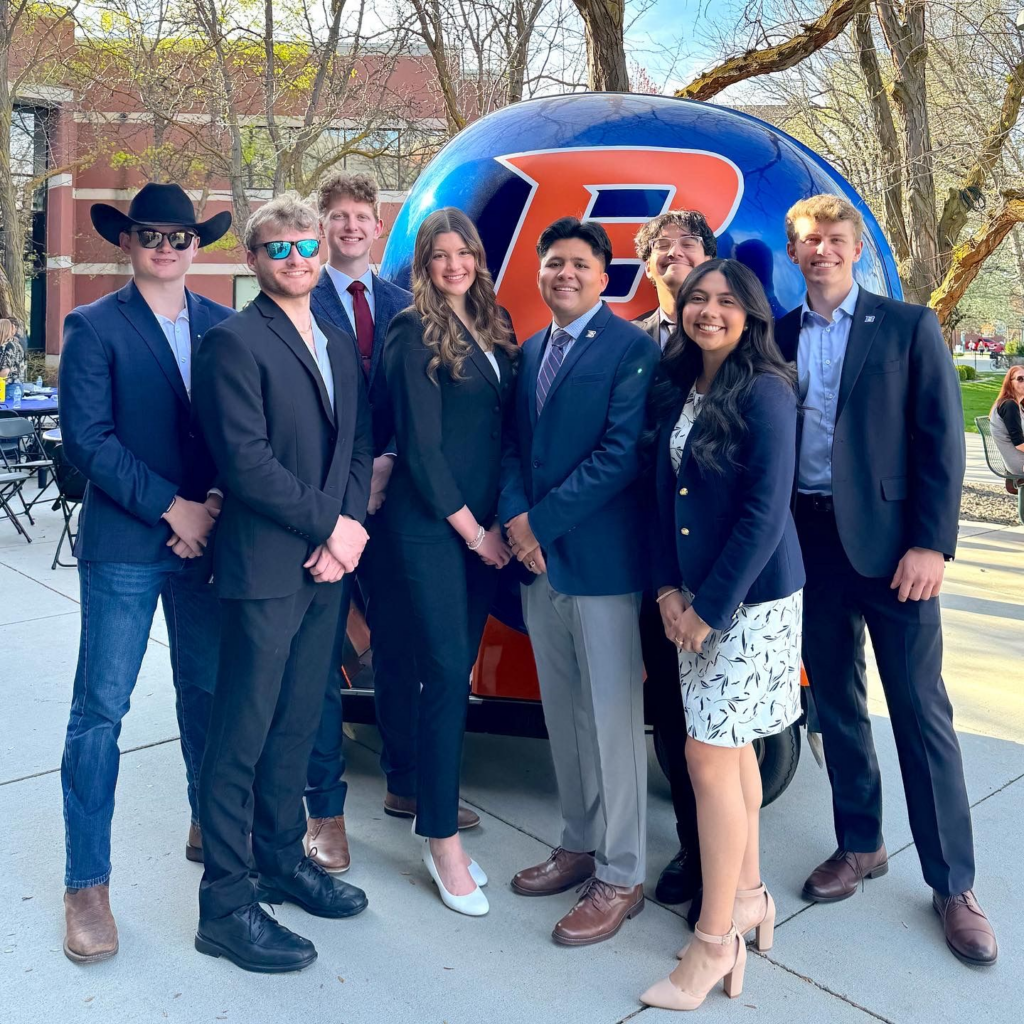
[133,228,197,250]
[260,238,320,260]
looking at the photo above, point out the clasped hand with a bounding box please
[504,512,546,575]
[304,515,370,584]
[658,589,711,654]
[164,495,220,559]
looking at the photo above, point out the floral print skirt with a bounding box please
[678,589,803,748]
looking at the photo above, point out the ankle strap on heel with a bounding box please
[694,922,739,945]
[735,883,767,899]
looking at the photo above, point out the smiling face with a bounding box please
[646,224,710,301]
[120,223,198,284]
[538,238,608,325]
[680,269,747,357]
[1010,369,1024,403]
[322,195,383,268]
[787,216,863,293]
[426,231,477,302]
[247,221,320,300]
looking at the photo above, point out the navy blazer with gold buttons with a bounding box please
[650,372,805,631]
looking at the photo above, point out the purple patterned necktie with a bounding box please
[535,328,571,416]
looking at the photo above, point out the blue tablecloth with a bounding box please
[0,395,59,417]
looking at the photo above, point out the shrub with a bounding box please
[1006,340,1020,357]
[957,364,977,381]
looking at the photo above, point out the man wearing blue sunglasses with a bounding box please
[192,193,374,973]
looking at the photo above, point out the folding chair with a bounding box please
[975,415,1024,525]
[0,418,37,542]
[41,431,86,568]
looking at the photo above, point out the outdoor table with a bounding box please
[1,393,59,489]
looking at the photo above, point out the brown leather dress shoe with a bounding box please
[511,847,596,896]
[186,822,203,863]
[304,816,350,873]
[383,792,480,830]
[64,885,118,963]
[552,878,645,946]
[802,846,888,902]
[933,890,998,966]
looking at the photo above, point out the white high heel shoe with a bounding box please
[408,817,486,885]
[422,840,489,917]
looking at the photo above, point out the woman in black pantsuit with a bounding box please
[381,207,517,917]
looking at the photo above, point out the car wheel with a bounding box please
[653,722,802,807]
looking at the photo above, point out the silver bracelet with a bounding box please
[466,525,486,550]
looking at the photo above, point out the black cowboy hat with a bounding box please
[90,183,232,247]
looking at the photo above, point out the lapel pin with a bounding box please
[585,330,596,338]
[864,315,875,323]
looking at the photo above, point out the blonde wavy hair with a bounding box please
[410,207,517,381]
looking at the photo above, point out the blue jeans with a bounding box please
[61,558,220,888]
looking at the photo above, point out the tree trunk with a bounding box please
[677,0,868,102]
[929,190,1024,325]
[853,11,909,265]
[571,0,629,92]
[411,0,467,134]
[875,0,938,305]
[0,3,28,323]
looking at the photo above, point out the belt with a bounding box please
[796,492,834,513]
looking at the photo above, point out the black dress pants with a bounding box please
[386,529,498,839]
[797,503,975,897]
[199,580,343,920]
[639,592,698,851]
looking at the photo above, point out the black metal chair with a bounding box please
[975,415,1024,525]
[41,430,86,568]
[0,416,48,542]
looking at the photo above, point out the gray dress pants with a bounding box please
[522,574,646,888]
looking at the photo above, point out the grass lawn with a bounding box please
[961,375,1003,432]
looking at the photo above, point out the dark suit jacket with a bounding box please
[499,302,660,597]
[381,307,516,539]
[58,280,233,562]
[650,373,805,630]
[310,268,412,457]
[192,292,373,599]
[776,289,965,575]
[634,307,674,351]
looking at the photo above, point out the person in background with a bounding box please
[776,193,996,967]
[501,217,659,946]
[989,365,1024,477]
[0,317,28,384]
[57,183,233,963]
[640,259,803,1011]
[380,207,517,917]
[193,194,372,973]
[632,209,717,910]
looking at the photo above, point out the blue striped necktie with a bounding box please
[535,328,571,415]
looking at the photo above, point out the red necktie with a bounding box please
[347,280,374,378]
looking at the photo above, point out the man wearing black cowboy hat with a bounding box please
[58,183,234,964]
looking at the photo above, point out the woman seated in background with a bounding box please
[640,259,804,1012]
[990,365,1024,477]
[381,207,518,917]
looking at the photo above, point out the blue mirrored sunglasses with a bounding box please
[261,238,320,259]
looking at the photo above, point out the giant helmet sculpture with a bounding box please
[381,92,902,334]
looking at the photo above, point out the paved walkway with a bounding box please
[2,482,1021,1024]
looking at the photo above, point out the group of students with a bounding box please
[56,171,998,1008]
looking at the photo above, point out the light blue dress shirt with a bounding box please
[540,299,603,370]
[310,317,335,414]
[155,306,192,396]
[324,263,375,328]
[796,281,860,494]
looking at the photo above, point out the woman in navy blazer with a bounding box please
[640,260,804,1012]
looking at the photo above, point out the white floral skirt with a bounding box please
[678,589,803,748]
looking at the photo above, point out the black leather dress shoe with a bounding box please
[654,846,702,905]
[255,856,368,919]
[195,903,316,973]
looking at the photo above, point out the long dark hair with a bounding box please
[647,258,796,473]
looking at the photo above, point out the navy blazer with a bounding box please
[775,289,965,574]
[499,302,660,597]
[58,280,234,563]
[651,373,805,631]
[192,293,373,600]
[310,267,412,457]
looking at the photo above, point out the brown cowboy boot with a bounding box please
[64,885,118,963]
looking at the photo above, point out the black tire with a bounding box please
[653,722,801,808]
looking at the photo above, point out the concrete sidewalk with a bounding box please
[2,491,1021,1024]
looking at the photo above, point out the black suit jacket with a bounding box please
[309,268,412,457]
[193,292,374,599]
[775,288,965,576]
[381,307,515,538]
[634,307,674,352]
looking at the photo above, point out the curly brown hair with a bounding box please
[634,210,717,262]
[410,208,517,382]
[316,171,380,220]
